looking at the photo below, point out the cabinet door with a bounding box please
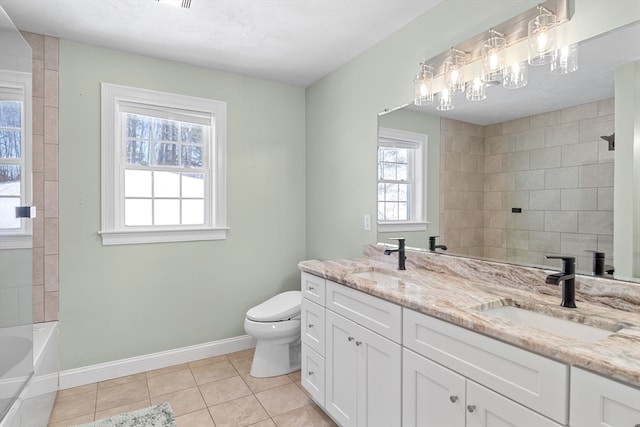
[357,324,402,427]
[402,348,465,427]
[570,367,640,427]
[301,343,325,406]
[466,381,562,427]
[325,310,358,427]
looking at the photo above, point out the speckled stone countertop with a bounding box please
[298,245,640,388]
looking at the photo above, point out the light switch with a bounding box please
[364,214,371,231]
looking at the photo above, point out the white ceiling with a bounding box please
[0,0,443,86]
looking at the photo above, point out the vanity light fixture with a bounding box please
[445,48,466,95]
[482,29,506,82]
[413,63,434,106]
[528,4,558,66]
[503,61,529,89]
[436,88,454,111]
[466,76,487,101]
[551,43,579,74]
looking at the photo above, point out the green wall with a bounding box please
[59,41,306,370]
[305,0,640,261]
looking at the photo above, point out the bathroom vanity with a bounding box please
[299,245,640,427]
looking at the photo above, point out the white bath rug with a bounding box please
[69,402,176,427]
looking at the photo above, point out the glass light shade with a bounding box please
[503,61,528,89]
[528,13,557,65]
[551,44,579,74]
[436,88,454,111]
[445,52,465,94]
[466,77,487,101]
[413,64,434,105]
[482,35,506,82]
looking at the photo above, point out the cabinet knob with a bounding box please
[348,336,355,342]
[308,323,314,328]
[449,395,458,403]
[308,371,314,376]
[308,286,315,291]
[467,405,476,413]
[355,341,362,346]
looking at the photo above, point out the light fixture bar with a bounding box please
[421,0,573,77]
[155,0,192,8]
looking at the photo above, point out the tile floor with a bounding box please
[47,349,337,427]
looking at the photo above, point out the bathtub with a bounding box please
[0,322,58,427]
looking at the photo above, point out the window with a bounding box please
[100,83,227,245]
[377,127,427,232]
[0,72,32,249]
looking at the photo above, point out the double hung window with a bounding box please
[100,84,227,245]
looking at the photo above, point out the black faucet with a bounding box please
[384,238,406,270]
[586,250,605,276]
[545,256,577,308]
[429,235,447,252]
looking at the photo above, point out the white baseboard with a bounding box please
[59,335,256,390]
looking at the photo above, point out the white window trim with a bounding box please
[0,71,33,249]
[100,83,227,245]
[377,127,428,233]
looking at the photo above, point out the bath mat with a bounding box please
[69,402,176,427]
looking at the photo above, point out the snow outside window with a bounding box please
[100,84,227,245]
[377,127,427,233]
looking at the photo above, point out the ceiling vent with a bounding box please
[155,0,192,9]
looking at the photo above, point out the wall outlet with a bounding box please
[364,214,371,231]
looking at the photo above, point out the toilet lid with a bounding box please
[247,291,301,322]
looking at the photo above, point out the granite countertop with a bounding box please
[298,246,640,388]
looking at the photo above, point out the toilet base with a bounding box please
[250,337,301,378]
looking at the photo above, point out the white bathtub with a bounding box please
[0,322,58,427]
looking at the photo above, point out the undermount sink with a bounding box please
[482,305,623,343]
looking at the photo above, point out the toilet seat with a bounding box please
[246,290,301,322]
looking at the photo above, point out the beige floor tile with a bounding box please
[241,373,292,394]
[208,395,269,427]
[248,420,277,427]
[176,408,216,427]
[98,372,147,390]
[47,412,94,427]
[287,370,301,383]
[49,390,97,423]
[199,375,252,407]
[226,348,255,361]
[229,355,253,375]
[55,383,97,399]
[271,404,337,427]
[189,355,228,368]
[145,363,190,378]
[147,369,197,397]
[94,398,151,420]
[95,378,149,412]
[151,386,206,416]
[191,359,238,385]
[255,383,312,417]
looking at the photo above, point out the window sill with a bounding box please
[377,221,429,233]
[99,227,229,245]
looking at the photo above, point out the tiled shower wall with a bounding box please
[21,32,59,323]
[440,99,615,273]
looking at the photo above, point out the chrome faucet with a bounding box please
[429,235,447,252]
[545,256,577,308]
[384,237,406,270]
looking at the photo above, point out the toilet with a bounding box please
[244,290,302,378]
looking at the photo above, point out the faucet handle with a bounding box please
[545,255,576,274]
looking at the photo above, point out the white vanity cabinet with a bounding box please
[569,367,640,427]
[403,308,568,427]
[301,272,326,405]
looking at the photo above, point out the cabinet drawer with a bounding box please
[570,367,640,426]
[326,281,402,343]
[302,298,325,355]
[301,343,325,406]
[301,272,325,305]
[403,308,569,424]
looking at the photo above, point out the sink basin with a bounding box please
[349,270,401,283]
[482,305,621,343]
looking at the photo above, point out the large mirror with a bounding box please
[378,21,640,280]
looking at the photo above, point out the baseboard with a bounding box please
[59,335,256,390]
